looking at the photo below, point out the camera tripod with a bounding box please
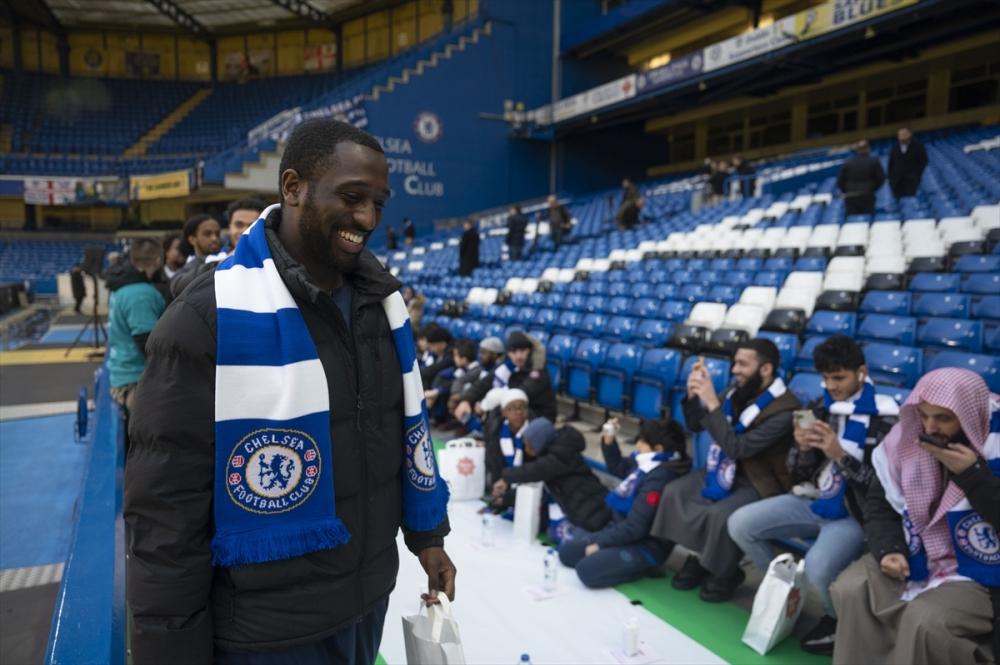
[65,274,107,358]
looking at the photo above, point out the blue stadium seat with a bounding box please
[534,308,558,330]
[953,255,1000,273]
[708,286,741,305]
[498,304,519,324]
[794,336,830,372]
[909,272,961,293]
[515,306,537,327]
[577,313,607,337]
[788,372,824,405]
[527,329,550,347]
[860,291,911,316]
[757,331,800,373]
[794,256,827,272]
[659,300,692,322]
[583,295,605,313]
[595,343,643,412]
[962,273,1000,295]
[753,271,786,288]
[806,311,857,337]
[680,284,708,303]
[465,320,484,340]
[633,319,673,347]
[545,334,578,389]
[912,293,971,319]
[567,338,608,401]
[874,384,911,405]
[972,296,1000,322]
[654,283,679,300]
[482,323,504,341]
[985,327,1000,354]
[607,296,631,315]
[928,351,1000,392]
[917,317,983,353]
[736,257,764,271]
[722,270,755,288]
[632,349,682,420]
[630,297,661,319]
[633,283,654,298]
[603,315,638,342]
[857,314,918,346]
[765,257,794,271]
[554,310,582,334]
[864,343,923,388]
[564,294,587,312]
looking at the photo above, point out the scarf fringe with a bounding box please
[211,518,351,567]
[402,485,449,532]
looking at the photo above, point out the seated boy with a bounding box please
[482,388,531,511]
[559,418,691,588]
[491,418,611,532]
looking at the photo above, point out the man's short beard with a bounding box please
[298,190,361,275]
[730,371,765,414]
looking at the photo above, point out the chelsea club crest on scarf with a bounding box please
[225,428,322,513]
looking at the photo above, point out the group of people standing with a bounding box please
[703,155,757,205]
[837,126,929,216]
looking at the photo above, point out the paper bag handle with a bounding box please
[428,594,454,643]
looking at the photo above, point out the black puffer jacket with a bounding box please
[125,209,448,663]
[460,337,557,422]
[500,426,612,531]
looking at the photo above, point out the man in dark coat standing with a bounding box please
[506,205,528,260]
[887,127,928,199]
[403,217,416,246]
[458,218,479,276]
[124,119,454,665]
[836,141,885,217]
[70,264,86,314]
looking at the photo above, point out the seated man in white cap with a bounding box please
[482,388,531,509]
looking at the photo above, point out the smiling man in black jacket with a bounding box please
[124,119,454,665]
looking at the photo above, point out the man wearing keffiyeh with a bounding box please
[727,336,898,656]
[650,339,800,603]
[125,119,454,665]
[830,368,999,665]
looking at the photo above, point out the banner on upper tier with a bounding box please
[636,51,705,94]
[796,0,921,41]
[24,177,128,206]
[129,169,191,200]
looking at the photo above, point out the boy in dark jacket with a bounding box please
[491,418,611,532]
[559,418,690,588]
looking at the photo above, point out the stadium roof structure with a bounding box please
[2,0,405,35]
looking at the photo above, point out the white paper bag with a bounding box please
[437,438,485,501]
[513,482,543,543]
[402,595,466,665]
[741,553,806,655]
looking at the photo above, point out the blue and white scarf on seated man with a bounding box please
[702,377,788,501]
[606,450,681,514]
[809,378,899,520]
[210,205,449,567]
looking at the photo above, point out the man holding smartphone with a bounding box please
[727,336,898,655]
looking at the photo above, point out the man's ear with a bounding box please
[281,169,305,207]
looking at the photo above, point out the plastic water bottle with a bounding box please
[622,617,640,657]
[543,548,558,592]
[518,654,532,664]
[480,512,495,547]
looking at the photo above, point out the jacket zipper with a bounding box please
[353,305,369,621]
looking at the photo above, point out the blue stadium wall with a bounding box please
[364,0,553,231]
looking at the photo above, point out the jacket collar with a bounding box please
[264,206,401,306]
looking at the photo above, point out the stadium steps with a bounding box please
[368,21,491,101]
[122,88,212,157]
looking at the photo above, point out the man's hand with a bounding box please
[453,400,471,422]
[585,543,600,557]
[809,421,845,461]
[689,368,720,412]
[492,478,509,498]
[880,553,910,581]
[424,389,438,408]
[418,547,456,606]
[920,441,978,475]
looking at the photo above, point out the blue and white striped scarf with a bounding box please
[499,419,524,467]
[210,206,448,567]
[702,377,787,501]
[493,358,517,389]
[810,379,898,520]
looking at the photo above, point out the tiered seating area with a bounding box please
[391,126,1000,432]
[0,239,115,295]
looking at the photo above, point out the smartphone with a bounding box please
[793,409,817,429]
[918,433,949,448]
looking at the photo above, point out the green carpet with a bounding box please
[616,572,831,665]
[375,654,387,665]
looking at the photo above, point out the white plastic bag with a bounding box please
[402,595,466,665]
[741,553,806,655]
[437,438,485,501]
[513,482,543,543]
